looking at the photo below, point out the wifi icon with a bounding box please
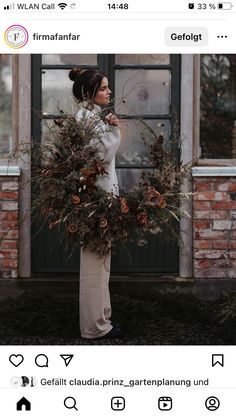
[58,2,67,9]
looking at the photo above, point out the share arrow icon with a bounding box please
[60,354,74,367]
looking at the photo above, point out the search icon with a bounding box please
[64,396,78,411]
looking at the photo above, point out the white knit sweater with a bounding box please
[76,102,121,195]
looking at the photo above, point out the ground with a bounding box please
[0,279,233,345]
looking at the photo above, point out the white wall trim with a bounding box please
[17,55,32,278]
[179,54,196,278]
[0,166,21,176]
[192,167,236,177]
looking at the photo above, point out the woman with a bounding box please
[69,68,121,339]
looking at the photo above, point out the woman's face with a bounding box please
[94,77,111,106]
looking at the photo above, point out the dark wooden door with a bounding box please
[31,54,180,274]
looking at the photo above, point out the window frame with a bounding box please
[32,54,181,169]
[0,54,14,165]
[195,53,236,165]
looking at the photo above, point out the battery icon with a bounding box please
[218,2,233,9]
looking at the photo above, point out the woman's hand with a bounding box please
[105,113,120,127]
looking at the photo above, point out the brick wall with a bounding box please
[0,177,19,278]
[193,176,236,279]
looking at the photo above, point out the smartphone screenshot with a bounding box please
[0,0,236,417]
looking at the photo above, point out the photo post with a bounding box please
[0,1,236,417]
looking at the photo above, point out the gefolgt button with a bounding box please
[165,27,208,46]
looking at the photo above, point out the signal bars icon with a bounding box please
[4,3,15,9]
[58,2,67,9]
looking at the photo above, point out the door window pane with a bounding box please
[42,69,76,114]
[41,119,57,145]
[117,168,152,192]
[42,54,97,65]
[0,55,12,156]
[115,70,171,115]
[116,54,170,65]
[116,119,171,165]
[200,54,236,158]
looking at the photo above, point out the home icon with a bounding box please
[16,397,31,411]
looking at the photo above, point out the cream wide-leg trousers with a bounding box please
[79,246,113,339]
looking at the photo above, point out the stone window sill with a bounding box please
[0,166,21,176]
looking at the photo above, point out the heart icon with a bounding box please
[9,354,24,367]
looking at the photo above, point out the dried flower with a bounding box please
[49,219,61,229]
[99,217,108,228]
[159,197,167,208]
[146,186,166,208]
[120,197,129,214]
[41,169,53,177]
[137,239,147,246]
[80,168,95,177]
[137,212,148,225]
[122,229,128,240]
[146,187,160,203]
[68,224,78,234]
[71,194,81,204]
[30,111,189,258]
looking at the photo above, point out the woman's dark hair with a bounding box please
[69,68,107,102]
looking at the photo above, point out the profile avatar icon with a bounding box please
[21,376,30,387]
[205,396,220,411]
[4,25,29,49]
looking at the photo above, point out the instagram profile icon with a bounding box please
[4,24,29,49]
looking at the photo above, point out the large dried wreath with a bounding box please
[31,109,190,256]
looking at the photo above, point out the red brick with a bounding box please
[213,240,230,249]
[2,182,18,191]
[194,269,227,278]
[211,259,231,268]
[1,259,17,268]
[0,191,18,200]
[194,240,212,249]
[228,184,236,192]
[0,212,18,221]
[229,251,236,259]
[0,250,18,259]
[215,183,231,192]
[194,192,228,201]
[216,182,236,192]
[195,250,227,259]
[194,259,211,269]
[194,201,211,210]
[2,202,18,211]
[195,230,226,240]
[194,182,212,192]
[213,182,236,192]
[194,211,228,220]
[213,220,232,230]
[1,269,17,279]
[194,221,211,231]
[212,202,236,210]
[1,240,18,249]
[228,270,236,278]
[194,177,211,182]
[5,230,18,239]
[1,221,18,230]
